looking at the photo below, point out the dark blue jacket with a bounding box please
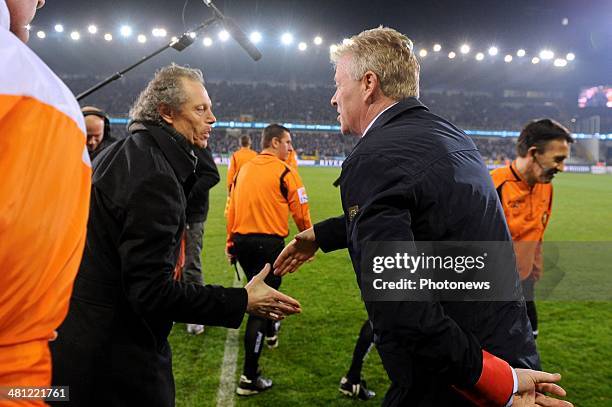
[315,98,539,406]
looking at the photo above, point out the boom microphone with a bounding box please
[202,0,262,61]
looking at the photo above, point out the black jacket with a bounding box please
[50,122,247,407]
[186,146,220,223]
[314,98,539,406]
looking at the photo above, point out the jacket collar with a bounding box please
[129,121,197,183]
[363,97,428,138]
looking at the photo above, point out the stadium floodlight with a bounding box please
[539,49,554,60]
[202,37,213,47]
[488,46,498,56]
[504,54,513,63]
[104,33,112,41]
[419,49,427,58]
[566,52,575,61]
[70,31,80,41]
[448,51,456,59]
[475,52,484,61]
[36,30,46,39]
[329,44,338,53]
[152,28,167,38]
[88,25,97,34]
[298,41,307,51]
[188,32,196,39]
[281,32,294,45]
[553,58,567,67]
[313,36,323,45]
[516,49,526,57]
[171,36,178,42]
[433,43,441,52]
[249,31,262,44]
[218,29,230,42]
[531,57,540,64]
[137,34,147,43]
[54,24,64,33]
[460,44,470,54]
[25,24,31,31]
[120,25,132,37]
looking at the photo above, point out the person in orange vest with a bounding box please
[227,135,257,190]
[491,119,573,339]
[226,124,312,396]
[0,1,92,405]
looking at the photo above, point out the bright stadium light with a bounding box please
[137,34,147,43]
[88,25,97,34]
[54,24,64,33]
[313,36,323,45]
[419,49,427,58]
[329,44,338,53]
[298,41,307,51]
[475,52,484,61]
[281,32,293,45]
[448,51,456,59]
[553,58,567,67]
[460,44,470,54]
[152,28,167,37]
[433,43,441,52]
[188,32,196,39]
[36,30,46,39]
[516,49,526,57]
[25,24,31,31]
[104,33,113,41]
[539,49,554,60]
[218,30,230,42]
[342,38,352,46]
[120,25,132,37]
[202,37,213,47]
[488,46,498,56]
[531,57,540,64]
[171,36,178,43]
[566,52,575,61]
[70,31,80,41]
[249,31,262,44]
[504,54,513,63]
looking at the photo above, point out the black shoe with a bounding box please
[339,376,376,400]
[236,374,273,396]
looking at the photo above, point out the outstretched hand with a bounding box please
[273,227,319,276]
[245,264,302,320]
[513,369,573,407]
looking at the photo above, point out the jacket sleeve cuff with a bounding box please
[313,215,347,253]
[454,350,515,406]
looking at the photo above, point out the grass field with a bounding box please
[170,168,612,407]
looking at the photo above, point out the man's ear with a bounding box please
[362,70,379,103]
[158,104,174,125]
[527,146,538,159]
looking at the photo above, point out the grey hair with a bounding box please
[129,64,204,122]
[330,26,420,99]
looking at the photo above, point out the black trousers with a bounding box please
[233,234,284,377]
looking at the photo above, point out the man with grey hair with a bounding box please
[275,27,571,407]
[50,64,301,407]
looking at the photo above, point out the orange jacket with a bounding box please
[227,147,257,190]
[227,153,312,247]
[0,20,91,392]
[491,162,552,280]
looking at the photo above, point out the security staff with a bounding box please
[226,124,312,396]
[491,119,573,339]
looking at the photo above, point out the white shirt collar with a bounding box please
[0,0,10,31]
[361,102,399,137]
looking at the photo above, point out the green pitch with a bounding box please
[170,168,612,406]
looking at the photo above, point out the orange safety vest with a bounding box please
[0,14,91,401]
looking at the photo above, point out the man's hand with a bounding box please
[245,264,302,320]
[225,246,236,264]
[273,227,319,276]
[513,369,573,407]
